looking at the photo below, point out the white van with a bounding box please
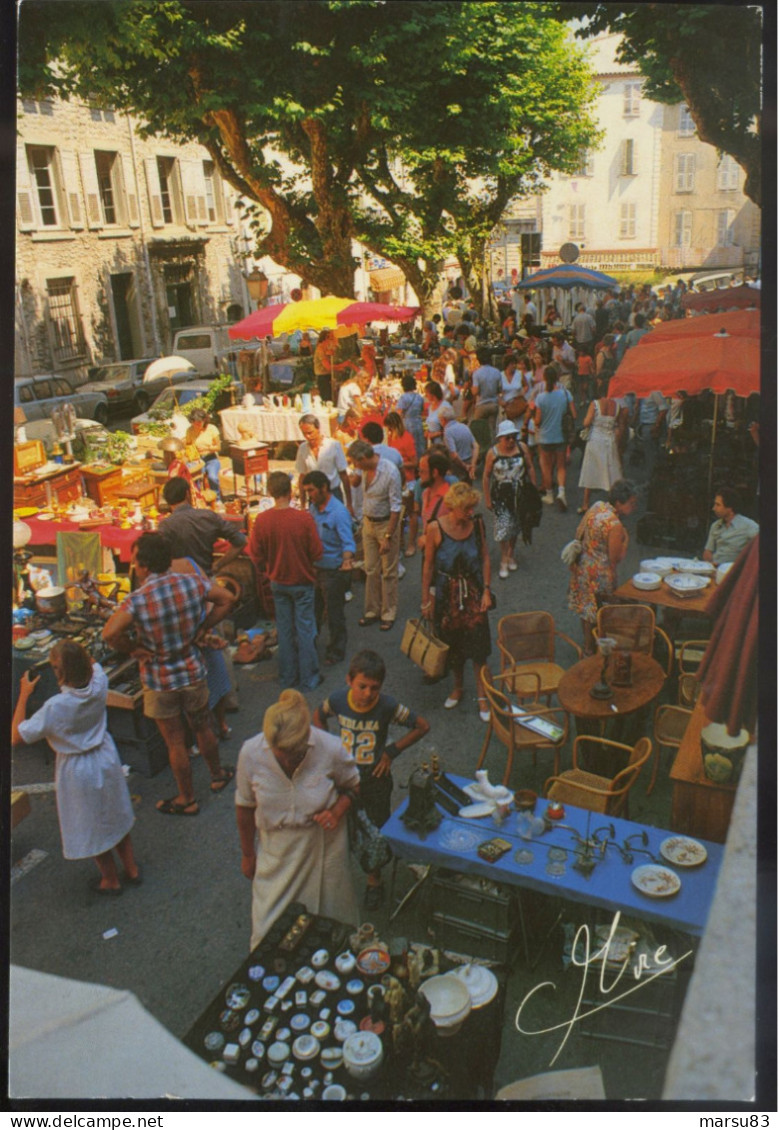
[171,325,239,377]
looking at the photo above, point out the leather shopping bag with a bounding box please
[400,618,450,679]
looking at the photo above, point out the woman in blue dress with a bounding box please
[395,373,426,456]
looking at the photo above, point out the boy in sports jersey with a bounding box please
[313,649,430,909]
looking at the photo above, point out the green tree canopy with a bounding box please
[18,1,599,304]
[552,2,763,205]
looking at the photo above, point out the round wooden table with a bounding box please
[558,653,666,722]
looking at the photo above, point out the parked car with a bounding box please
[130,379,243,438]
[88,356,197,415]
[171,325,239,377]
[15,375,110,425]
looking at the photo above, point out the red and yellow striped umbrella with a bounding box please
[228,297,420,340]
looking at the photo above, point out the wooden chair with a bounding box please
[478,665,569,786]
[648,704,693,796]
[677,639,707,709]
[596,603,674,678]
[497,611,582,703]
[544,735,652,818]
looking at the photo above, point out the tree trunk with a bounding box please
[203,107,357,296]
[392,257,443,321]
[457,236,490,321]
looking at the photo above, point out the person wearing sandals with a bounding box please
[347,439,403,633]
[236,689,360,947]
[421,482,493,721]
[103,532,237,816]
[314,649,429,909]
[567,480,638,655]
[12,641,139,895]
[482,419,537,579]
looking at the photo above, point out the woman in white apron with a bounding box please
[235,689,360,949]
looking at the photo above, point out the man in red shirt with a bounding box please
[414,448,453,551]
[248,471,324,690]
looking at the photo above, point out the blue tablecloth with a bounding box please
[382,775,724,937]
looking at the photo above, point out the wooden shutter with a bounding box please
[121,153,139,226]
[16,144,37,231]
[59,150,84,229]
[180,159,200,226]
[144,157,164,227]
[78,152,103,228]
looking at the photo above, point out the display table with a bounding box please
[383,779,723,938]
[184,902,505,1100]
[220,406,333,444]
[614,579,716,617]
[669,701,737,843]
[14,463,83,509]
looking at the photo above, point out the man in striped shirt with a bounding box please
[103,533,236,817]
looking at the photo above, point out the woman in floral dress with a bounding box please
[568,480,637,654]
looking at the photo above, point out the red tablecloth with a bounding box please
[23,514,246,564]
[24,517,142,563]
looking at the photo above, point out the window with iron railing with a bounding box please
[47,277,87,362]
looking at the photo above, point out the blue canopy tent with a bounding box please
[515,264,619,328]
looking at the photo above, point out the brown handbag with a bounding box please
[400,617,450,679]
[504,394,528,420]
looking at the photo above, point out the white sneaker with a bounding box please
[508,560,518,571]
[542,491,555,505]
[398,562,406,579]
[499,565,509,579]
[344,591,354,602]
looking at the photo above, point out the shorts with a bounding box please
[359,768,393,830]
[540,442,566,453]
[143,679,210,725]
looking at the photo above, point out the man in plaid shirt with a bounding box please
[103,533,236,816]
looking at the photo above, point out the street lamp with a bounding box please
[246,268,268,306]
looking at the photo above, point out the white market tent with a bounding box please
[9,966,255,1100]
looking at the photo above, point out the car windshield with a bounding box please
[178,388,204,405]
[92,365,131,383]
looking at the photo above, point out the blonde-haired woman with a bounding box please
[235,689,360,948]
[421,481,493,720]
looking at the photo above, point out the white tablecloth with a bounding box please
[219,407,332,444]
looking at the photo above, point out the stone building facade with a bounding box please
[15,96,250,380]
[532,35,760,276]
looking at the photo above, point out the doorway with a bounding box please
[110,272,143,359]
[165,282,195,332]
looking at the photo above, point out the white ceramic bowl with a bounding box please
[342,1030,384,1081]
[664,573,710,598]
[632,571,662,591]
[419,973,472,1035]
[452,963,499,1009]
[640,557,677,577]
[671,558,715,575]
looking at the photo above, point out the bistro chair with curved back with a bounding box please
[478,665,569,787]
[648,704,693,796]
[497,611,582,704]
[543,735,652,819]
[595,603,674,678]
[677,639,708,709]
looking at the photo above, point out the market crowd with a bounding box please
[13,277,759,942]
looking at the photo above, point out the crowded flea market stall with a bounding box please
[11,281,758,1103]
